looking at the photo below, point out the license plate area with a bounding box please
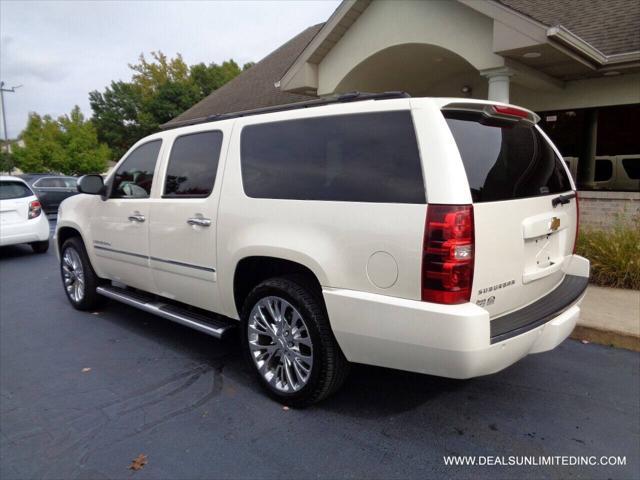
[521,212,569,284]
[0,210,21,225]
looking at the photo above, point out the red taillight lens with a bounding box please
[28,200,42,219]
[422,204,475,304]
[491,105,529,119]
[573,191,579,254]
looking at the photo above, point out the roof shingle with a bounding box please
[499,0,640,55]
[164,24,323,126]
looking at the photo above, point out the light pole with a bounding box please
[0,81,22,174]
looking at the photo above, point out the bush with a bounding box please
[575,216,640,290]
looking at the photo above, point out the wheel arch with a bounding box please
[233,255,325,318]
[56,225,84,254]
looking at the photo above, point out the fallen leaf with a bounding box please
[581,339,590,344]
[81,368,91,373]
[129,453,147,471]
[282,406,290,411]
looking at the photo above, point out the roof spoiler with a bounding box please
[441,102,540,124]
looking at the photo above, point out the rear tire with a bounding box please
[242,276,349,407]
[60,237,105,311]
[31,240,49,254]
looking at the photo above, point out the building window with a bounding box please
[594,159,613,182]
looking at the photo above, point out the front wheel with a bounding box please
[242,276,349,407]
[60,237,105,311]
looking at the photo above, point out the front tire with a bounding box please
[60,237,105,311]
[242,276,349,407]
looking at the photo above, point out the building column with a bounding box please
[480,67,514,104]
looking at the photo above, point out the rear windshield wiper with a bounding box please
[552,192,576,207]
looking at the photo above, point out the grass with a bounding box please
[575,216,640,290]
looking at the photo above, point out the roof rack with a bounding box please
[161,91,411,130]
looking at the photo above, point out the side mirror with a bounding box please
[77,174,104,195]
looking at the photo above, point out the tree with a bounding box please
[90,51,248,160]
[13,106,111,175]
[0,149,17,174]
[89,80,146,161]
[189,59,243,98]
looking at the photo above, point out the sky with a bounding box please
[0,0,340,139]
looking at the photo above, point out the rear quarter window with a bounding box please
[0,181,33,200]
[444,112,572,202]
[240,111,425,203]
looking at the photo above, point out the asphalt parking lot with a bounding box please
[1,239,639,479]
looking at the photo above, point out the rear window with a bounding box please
[240,111,425,203]
[0,181,33,200]
[444,112,572,202]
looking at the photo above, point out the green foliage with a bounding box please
[0,149,17,173]
[90,51,248,160]
[576,215,640,289]
[89,81,146,161]
[13,106,111,175]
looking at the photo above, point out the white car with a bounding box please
[0,175,50,253]
[55,93,589,406]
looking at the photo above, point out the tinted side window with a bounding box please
[164,131,223,197]
[594,159,613,182]
[0,181,33,200]
[36,178,68,188]
[240,111,425,203]
[444,113,572,202]
[622,158,640,180]
[62,178,78,188]
[111,140,162,199]
[34,178,56,188]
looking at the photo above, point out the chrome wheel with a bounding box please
[248,296,314,393]
[62,247,85,303]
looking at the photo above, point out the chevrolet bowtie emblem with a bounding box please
[550,217,561,231]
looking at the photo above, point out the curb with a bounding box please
[571,326,640,352]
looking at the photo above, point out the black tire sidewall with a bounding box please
[60,237,102,311]
[241,278,326,405]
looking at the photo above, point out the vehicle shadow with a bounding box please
[95,300,467,416]
[320,365,468,417]
[0,244,37,259]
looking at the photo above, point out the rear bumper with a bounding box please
[0,215,50,247]
[324,255,589,379]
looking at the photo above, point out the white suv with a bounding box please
[55,93,589,406]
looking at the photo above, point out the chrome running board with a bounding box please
[96,285,235,339]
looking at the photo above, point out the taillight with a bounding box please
[28,200,42,219]
[491,105,529,119]
[422,204,475,304]
[573,191,579,254]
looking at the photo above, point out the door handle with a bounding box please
[187,217,211,227]
[128,212,146,223]
[552,192,576,207]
